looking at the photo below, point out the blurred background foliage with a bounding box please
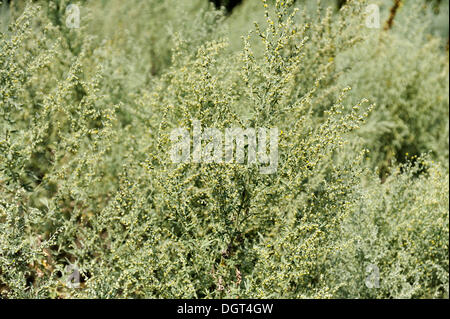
[0,0,448,298]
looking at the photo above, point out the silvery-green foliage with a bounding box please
[0,0,448,298]
[331,157,449,298]
[336,0,449,175]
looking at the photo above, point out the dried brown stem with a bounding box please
[384,0,402,31]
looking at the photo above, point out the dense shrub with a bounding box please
[0,0,448,298]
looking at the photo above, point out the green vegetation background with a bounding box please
[0,0,448,298]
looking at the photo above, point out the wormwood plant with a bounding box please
[331,157,449,298]
[0,0,448,298]
[336,0,449,175]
